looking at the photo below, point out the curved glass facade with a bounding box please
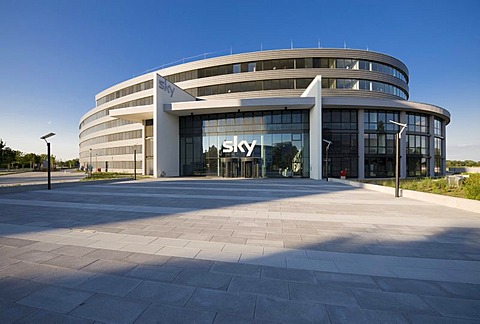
[166,57,408,83]
[190,78,407,99]
[96,80,153,106]
[179,110,310,177]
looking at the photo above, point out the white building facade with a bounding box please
[79,48,450,179]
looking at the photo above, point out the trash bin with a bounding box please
[340,170,347,179]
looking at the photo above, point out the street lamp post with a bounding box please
[389,120,407,197]
[133,146,137,180]
[322,139,332,181]
[40,132,56,190]
[89,149,92,177]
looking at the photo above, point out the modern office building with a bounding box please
[79,48,450,179]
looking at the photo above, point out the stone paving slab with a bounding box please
[351,288,438,315]
[0,277,46,302]
[16,309,93,324]
[17,286,94,314]
[0,301,37,323]
[326,305,408,324]
[0,178,479,322]
[136,303,216,323]
[186,288,256,317]
[69,293,150,323]
[255,296,330,323]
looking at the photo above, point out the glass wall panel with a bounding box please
[364,110,399,178]
[322,109,358,178]
[179,110,310,178]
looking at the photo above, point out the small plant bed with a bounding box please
[361,174,480,201]
[82,172,135,181]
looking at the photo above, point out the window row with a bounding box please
[365,157,395,178]
[434,137,444,175]
[192,78,407,99]
[180,110,310,136]
[79,145,143,159]
[407,157,429,177]
[406,135,429,155]
[434,118,443,137]
[166,57,407,83]
[364,133,396,155]
[407,113,429,134]
[364,110,400,132]
[80,119,134,139]
[79,130,142,148]
[323,109,358,131]
[80,96,153,130]
[96,80,153,106]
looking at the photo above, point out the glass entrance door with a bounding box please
[221,158,239,178]
[221,157,261,178]
[241,157,260,178]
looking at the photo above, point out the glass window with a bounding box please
[233,64,241,74]
[304,58,313,68]
[272,111,282,124]
[407,113,429,133]
[292,111,302,123]
[282,111,292,124]
[359,60,369,70]
[296,58,306,69]
[434,118,443,136]
[296,78,314,89]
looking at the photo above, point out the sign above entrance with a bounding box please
[222,136,257,157]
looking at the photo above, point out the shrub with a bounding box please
[463,174,480,200]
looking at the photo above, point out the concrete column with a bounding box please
[400,111,407,178]
[154,73,196,177]
[357,109,365,179]
[301,76,322,180]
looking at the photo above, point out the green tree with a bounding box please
[447,160,480,168]
[0,139,5,168]
[2,147,17,169]
[57,158,79,169]
[22,153,40,169]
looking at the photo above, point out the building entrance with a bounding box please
[221,157,261,178]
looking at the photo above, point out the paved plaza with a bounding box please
[0,178,479,323]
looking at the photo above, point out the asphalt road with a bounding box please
[0,170,86,186]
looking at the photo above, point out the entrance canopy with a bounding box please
[164,97,315,116]
[109,105,154,122]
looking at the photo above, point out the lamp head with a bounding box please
[388,120,407,138]
[40,132,56,143]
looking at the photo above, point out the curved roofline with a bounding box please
[156,48,409,80]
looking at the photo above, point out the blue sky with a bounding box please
[1,0,479,161]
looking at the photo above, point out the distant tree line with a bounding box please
[447,160,480,167]
[0,139,79,170]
